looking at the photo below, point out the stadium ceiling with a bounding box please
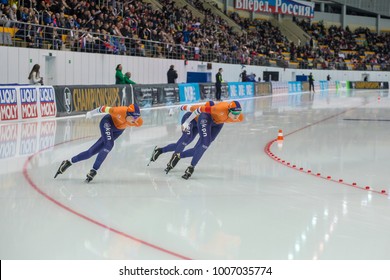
[314,0,390,18]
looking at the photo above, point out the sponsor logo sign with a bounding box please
[0,88,18,121]
[63,87,72,114]
[39,87,56,117]
[20,87,38,119]
[179,84,200,103]
[228,82,255,98]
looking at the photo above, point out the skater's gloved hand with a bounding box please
[86,107,100,119]
[180,105,191,112]
[182,121,190,132]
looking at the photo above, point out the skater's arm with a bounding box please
[86,106,112,119]
[181,107,206,131]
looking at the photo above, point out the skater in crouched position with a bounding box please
[178,100,243,179]
[54,104,143,182]
[149,101,215,173]
[154,101,243,179]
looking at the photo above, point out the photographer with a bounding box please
[167,65,178,84]
[240,69,247,82]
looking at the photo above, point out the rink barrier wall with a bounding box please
[2,81,386,121]
[0,86,56,121]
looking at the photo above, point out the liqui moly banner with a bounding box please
[0,86,57,122]
[0,88,18,121]
[235,0,315,18]
[38,87,56,117]
[20,87,39,119]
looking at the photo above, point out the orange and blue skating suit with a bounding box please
[180,101,244,167]
[71,105,142,170]
[161,101,215,154]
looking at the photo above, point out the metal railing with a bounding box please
[1,20,390,71]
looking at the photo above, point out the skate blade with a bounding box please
[147,145,158,166]
[54,171,61,178]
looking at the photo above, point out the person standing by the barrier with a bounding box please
[240,69,247,82]
[54,104,143,182]
[115,64,125,84]
[28,64,43,85]
[309,72,315,93]
[124,72,136,84]
[327,74,331,81]
[167,65,178,83]
[215,68,223,101]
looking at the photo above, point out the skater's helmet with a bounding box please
[127,104,140,119]
[228,101,242,115]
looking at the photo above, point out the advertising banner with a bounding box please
[319,81,329,91]
[54,85,129,116]
[228,82,255,99]
[350,82,389,89]
[132,84,180,107]
[20,87,38,119]
[234,0,315,18]
[271,82,289,95]
[179,83,201,103]
[159,85,180,104]
[199,83,228,100]
[288,81,303,93]
[336,81,350,91]
[0,87,18,121]
[39,87,57,118]
[255,82,272,96]
[0,86,57,121]
[133,85,158,107]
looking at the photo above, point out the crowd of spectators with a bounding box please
[1,0,389,70]
[294,18,390,70]
[0,0,287,64]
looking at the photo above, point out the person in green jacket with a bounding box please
[124,72,136,84]
[115,64,125,84]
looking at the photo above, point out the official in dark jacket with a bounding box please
[215,68,223,101]
[167,65,178,83]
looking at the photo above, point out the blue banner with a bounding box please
[319,81,329,91]
[288,81,302,93]
[228,82,255,99]
[178,83,200,103]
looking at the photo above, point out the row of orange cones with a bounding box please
[273,129,387,195]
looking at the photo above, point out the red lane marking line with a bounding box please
[23,137,192,260]
[264,110,388,196]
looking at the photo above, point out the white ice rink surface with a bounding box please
[1,89,390,260]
